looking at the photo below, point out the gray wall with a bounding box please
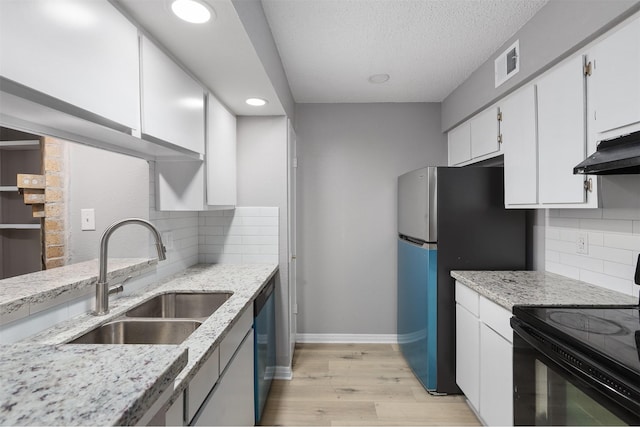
[295,103,446,336]
[236,116,291,367]
[68,142,149,263]
[442,0,640,131]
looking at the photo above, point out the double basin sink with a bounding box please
[69,292,232,345]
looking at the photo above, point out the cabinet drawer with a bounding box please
[479,296,512,343]
[220,308,253,372]
[165,392,185,426]
[455,282,479,316]
[187,347,219,422]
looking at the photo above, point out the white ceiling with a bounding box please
[115,0,286,116]
[261,0,548,103]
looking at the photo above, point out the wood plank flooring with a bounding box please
[260,343,481,426]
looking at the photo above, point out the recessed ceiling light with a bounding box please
[368,74,390,84]
[246,98,268,107]
[171,0,213,24]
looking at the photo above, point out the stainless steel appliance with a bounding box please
[397,166,527,394]
[511,255,640,425]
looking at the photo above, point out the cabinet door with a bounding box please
[456,304,480,412]
[537,56,587,205]
[590,16,640,135]
[141,37,205,154]
[470,106,500,159]
[0,0,140,130]
[480,324,513,427]
[448,122,471,165]
[193,330,255,426]
[502,85,538,206]
[206,94,237,207]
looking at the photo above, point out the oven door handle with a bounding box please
[511,317,640,417]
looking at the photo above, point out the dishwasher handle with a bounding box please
[254,278,275,317]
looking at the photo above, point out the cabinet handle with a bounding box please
[584,61,593,76]
[583,178,593,192]
[497,134,503,144]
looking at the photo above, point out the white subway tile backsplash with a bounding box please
[558,253,604,273]
[545,189,640,297]
[546,239,576,254]
[546,250,560,263]
[588,232,604,247]
[579,270,635,295]
[603,261,636,280]
[603,233,640,251]
[579,218,633,234]
[555,208,603,219]
[546,262,580,280]
[198,207,279,265]
[589,245,634,265]
[548,217,579,228]
[243,236,279,245]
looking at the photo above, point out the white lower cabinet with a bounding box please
[455,303,480,410]
[479,323,513,427]
[192,329,255,426]
[455,282,513,426]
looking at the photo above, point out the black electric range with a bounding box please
[510,255,640,425]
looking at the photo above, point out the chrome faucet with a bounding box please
[94,218,167,315]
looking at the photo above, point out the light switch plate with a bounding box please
[81,209,95,231]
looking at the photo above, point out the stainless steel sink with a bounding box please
[125,292,232,319]
[69,319,202,345]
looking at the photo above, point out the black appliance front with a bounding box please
[512,306,640,426]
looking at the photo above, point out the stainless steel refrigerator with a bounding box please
[397,166,526,394]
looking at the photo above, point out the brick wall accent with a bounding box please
[42,137,67,269]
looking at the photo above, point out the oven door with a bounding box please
[512,319,640,426]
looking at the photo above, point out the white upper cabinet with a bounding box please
[470,106,500,159]
[0,0,140,131]
[140,36,205,155]
[448,122,471,165]
[206,94,237,208]
[589,15,640,137]
[537,55,589,205]
[501,85,538,206]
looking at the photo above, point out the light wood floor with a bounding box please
[260,343,481,426]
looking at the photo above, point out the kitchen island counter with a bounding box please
[451,270,637,310]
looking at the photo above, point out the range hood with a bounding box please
[574,130,640,175]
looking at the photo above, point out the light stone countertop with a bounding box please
[451,270,638,310]
[0,343,187,426]
[19,263,278,424]
[0,258,157,319]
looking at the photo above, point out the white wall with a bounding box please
[68,143,149,262]
[295,103,446,337]
[546,175,640,297]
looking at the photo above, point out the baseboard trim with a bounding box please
[296,333,398,344]
[273,366,293,380]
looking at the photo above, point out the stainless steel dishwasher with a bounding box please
[254,277,275,424]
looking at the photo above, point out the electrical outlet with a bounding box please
[576,232,588,255]
[162,232,174,251]
[80,209,95,231]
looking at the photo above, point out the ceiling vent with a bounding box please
[495,40,520,88]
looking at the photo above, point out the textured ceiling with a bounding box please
[262,0,548,103]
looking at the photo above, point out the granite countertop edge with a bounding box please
[451,270,637,311]
[0,258,158,317]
